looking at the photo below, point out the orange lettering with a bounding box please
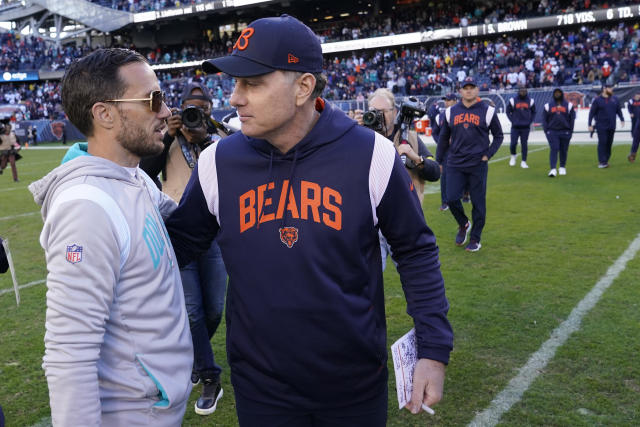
[300,181,321,223]
[287,187,299,219]
[239,190,255,233]
[276,180,289,219]
[257,182,275,224]
[233,28,255,51]
[322,187,342,231]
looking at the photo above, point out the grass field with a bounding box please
[1,142,639,426]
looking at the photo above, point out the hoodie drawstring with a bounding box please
[279,148,299,229]
[256,150,275,229]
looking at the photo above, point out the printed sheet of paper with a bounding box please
[391,328,417,409]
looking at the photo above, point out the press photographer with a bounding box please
[139,82,229,416]
[356,89,440,204]
[0,121,21,182]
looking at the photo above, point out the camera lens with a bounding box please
[362,111,377,126]
[182,106,204,129]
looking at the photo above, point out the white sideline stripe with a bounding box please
[489,146,548,164]
[423,146,549,194]
[0,279,46,296]
[0,211,39,221]
[0,185,29,193]
[468,233,640,427]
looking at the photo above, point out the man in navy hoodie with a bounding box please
[626,92,640,162]
[543,88,576,177]
[432,93,458,211]
[506,87,536,169]
[165,15,453,426]
[588,84,624,168]
[436,77,504,252]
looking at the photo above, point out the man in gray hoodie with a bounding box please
[29,48,193,426]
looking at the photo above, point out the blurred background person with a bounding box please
[506,86,536,169]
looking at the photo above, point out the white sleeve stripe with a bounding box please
[544,103,549,111]
[486,105,495,124]
[568,102,573,111]
[445,106,451,123]
[530,98,535,106]
[369,132,396,226]
[139,171,161,205]
[509,98,514,107]
[47,184,130,270]
[198,143,220,220]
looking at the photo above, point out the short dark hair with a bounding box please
[61,48,148,137]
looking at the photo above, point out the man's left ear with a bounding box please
[296,73,316,107]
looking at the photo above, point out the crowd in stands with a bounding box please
[87,0,637,44]
[2,19,640,119]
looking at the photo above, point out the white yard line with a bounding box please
[0,185,28,193]
[468,233,640,427]
[0,279,46,297]
[489,146,548,164]
[0,211,39,221]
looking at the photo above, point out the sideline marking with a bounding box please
[424,147,549,194]
[0,185,28,193]
[468,233,640,427]
[0,279,46,297]
[0,211,39,221]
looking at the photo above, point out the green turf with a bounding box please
[1,144,639,426]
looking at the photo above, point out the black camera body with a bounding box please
[180,105,207,129]
[362,109,385,133]
[398,97,427,125]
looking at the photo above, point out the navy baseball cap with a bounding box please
[202,15,323,77]
[181,82,212,104]
[462,77,477,88]
[443,93,458,101]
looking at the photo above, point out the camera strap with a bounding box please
[178,136,198,170]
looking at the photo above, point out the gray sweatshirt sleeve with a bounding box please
[41,200,121,426]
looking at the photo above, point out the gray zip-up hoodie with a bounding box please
[29,155,193,426]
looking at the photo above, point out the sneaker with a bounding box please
[195,378,223,416]
[598,163,609,169]
[628,153,636,163]
[465,240,482,252]
[559,167,566,175]
[520,161,529,169]
[439,203,449,211]
[191,371,201,386]
[455,221,471,246]
[509,155,516,166]
[462,192,471,203]
[548,168,557,177]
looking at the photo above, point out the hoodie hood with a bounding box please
[61,142,90,164]
[29,155,140,220]
[553,88,564,101]
[245,99,357,161]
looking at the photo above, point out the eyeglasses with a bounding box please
[105,90,166,113]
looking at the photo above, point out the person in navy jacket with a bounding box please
[543,88,576,177]
[626,92,640,162]
[436,77,504,252]
[588,84,625,168]
[506,87,536,169]
[432,93,458,211]
[165,15,453,426]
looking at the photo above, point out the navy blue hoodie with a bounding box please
[506,95,536,128]
[436,100,504,168]
[627,98,640,128]
[543,92,576,133]
[165,100,453,409]
[588,95,624,130]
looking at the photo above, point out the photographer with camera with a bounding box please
[0,121,21,182]
[140,82,227,416]
[356,89,440,204]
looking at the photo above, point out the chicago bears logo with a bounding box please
[279,227,299,248]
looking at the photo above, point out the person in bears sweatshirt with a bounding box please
[165,15,453,427]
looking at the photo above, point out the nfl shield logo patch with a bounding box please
[66,244,83,264]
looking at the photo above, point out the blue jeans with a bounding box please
[181,240,227,379]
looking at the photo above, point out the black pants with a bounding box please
[596,128,615,164]
[546,131,571,169]
[446,162,488,243]
[510,127,530,161]
[235,386,388,427]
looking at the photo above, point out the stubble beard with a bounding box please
[116,110,164,158]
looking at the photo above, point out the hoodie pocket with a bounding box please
[135,354,170,408]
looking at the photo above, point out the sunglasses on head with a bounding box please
[105,90,166,113]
